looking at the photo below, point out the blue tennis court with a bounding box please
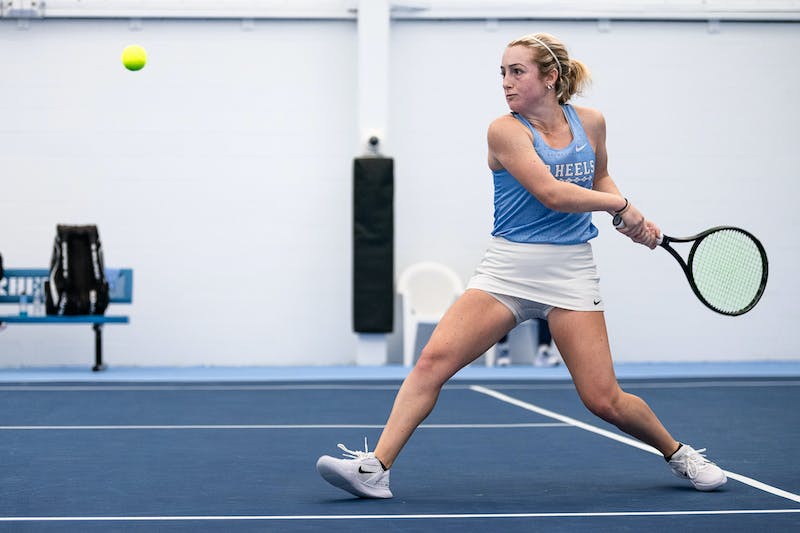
[1,365,798,532]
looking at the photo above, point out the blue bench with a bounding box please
[0,268,134,371]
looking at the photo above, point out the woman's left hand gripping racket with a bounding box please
[614,217,768,315]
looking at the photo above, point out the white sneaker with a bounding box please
[316,439,392,499]
[496,350,511,367]
[668,444,727,491]
[533,345,560,367]
[495,343,511,367]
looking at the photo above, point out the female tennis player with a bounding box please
[317,32,727,498]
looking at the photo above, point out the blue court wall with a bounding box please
[0,16,798,366]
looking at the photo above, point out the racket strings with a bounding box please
[690,229,765,314]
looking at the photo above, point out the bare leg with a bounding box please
[547,308,679,457]
[374,289,516,468]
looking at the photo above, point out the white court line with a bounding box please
[490,380,800,390]
[0,385,404,391]
[0,380,798,391]
[470,385,800,505]
[0,422,568,431]
[1,509,799,522]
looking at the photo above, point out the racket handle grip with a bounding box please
[612,216,664,245]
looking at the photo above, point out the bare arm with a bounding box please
[582,110,658,247]
[488,110,657,248]
[487,114,626,214]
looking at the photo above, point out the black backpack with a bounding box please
[45,225,110,316]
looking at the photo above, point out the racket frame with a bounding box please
[659,225,768,316]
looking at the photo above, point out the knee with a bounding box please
[413,345,456,389]
[581,388,625,424]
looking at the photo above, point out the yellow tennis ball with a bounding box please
[121,45,147,71]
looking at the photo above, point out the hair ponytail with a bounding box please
[557,57,591,104]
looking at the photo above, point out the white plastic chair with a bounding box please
[397,262,497,367]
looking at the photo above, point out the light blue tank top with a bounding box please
[492,104,599,244]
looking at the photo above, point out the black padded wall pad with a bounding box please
[353,157,394,333]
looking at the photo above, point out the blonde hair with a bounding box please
[507,33,591,104]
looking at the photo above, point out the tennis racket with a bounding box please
[613,219,768,315]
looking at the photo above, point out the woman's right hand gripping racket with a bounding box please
[614,216,768,315]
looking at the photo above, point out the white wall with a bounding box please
[1,16,798,366]
[1,19,360,366]
[390,19,800,362]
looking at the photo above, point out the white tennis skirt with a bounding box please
[467,236,604,312]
